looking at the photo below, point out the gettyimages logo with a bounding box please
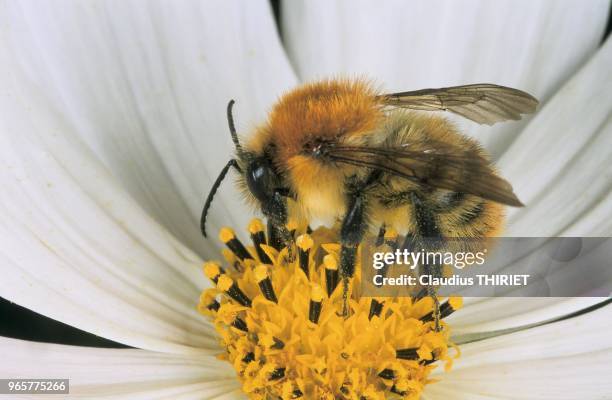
[372,248,487,270]
[360,237,612,297]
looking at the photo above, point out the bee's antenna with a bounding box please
[227,100,243,155]
[201,159,241,237]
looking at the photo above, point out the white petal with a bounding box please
[282,0,608,157]
[0,336,241,399]
[502,37,612,236]
[563,190,612,236]
[427,305,612,399]
[0,47,218,353]
[0,0,297,354]
[450,304,612,367]
[3,0,297,256]
[449,297,608,336]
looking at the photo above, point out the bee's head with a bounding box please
[243,154,280,204]
[237,134,288,226]
[201,101,284,237]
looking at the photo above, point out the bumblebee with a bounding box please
[201,79,537,318]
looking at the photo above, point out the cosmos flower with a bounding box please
[1,1,611,399]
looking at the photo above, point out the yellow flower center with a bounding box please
[199,219,461,400]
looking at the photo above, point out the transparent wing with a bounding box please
[379,84,538,125]
[325,142,523,207]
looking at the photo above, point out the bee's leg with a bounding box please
[264,189,295,261]
[339,191,368,318]
[426,277,442,332]
[267,219,284,250]
[411,193,445,331]
[400,232,417,284]
[375,225,386,246]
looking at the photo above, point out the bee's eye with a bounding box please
[246,158,275,202]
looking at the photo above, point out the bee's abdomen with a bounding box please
[371,111,506,239]
[372,189,504,239]
[434,191,505,238]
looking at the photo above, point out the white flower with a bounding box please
[1,0,611,399]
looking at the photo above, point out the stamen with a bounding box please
[221,248,243,272]
[198,291,220,315]
[217,275,252,307]
[269,368,286,381]
[199,224,459,399]
[396,347,419,360]
[420,297,463,322]
[390,385,407,396]
[309,284,324,324]
[220,227,253,261]
[242,352,255,363]
[203,261,224,284]
[368,299,384,320]
[296,234,313,278]
[254,265,277,303]
[378,368,394,380]
[272,337,285,349]
[248,218,272,264]
[232,317,249,332]
[323,254,339,296]
[287,218,298,238]
[207,299,220,312]
[259,334,285,349]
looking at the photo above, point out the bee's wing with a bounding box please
[378,84,538,125]
[327,143,523,207]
